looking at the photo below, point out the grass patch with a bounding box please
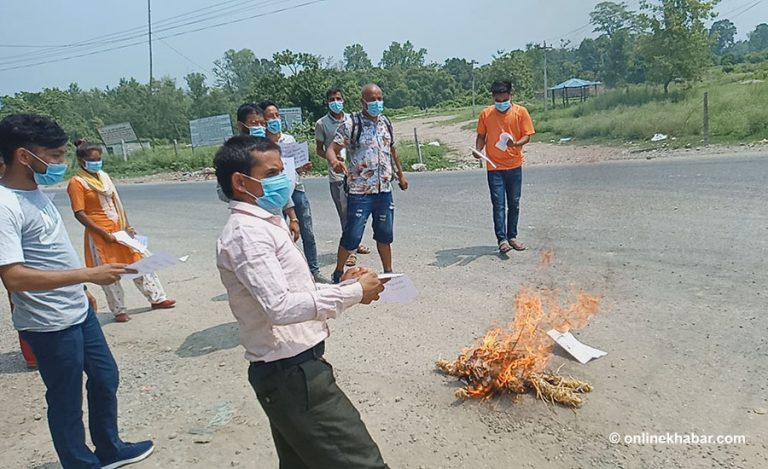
[85,139,453,180]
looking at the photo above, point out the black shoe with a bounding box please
[332,270,343,284]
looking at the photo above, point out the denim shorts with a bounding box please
[340,192,394,250]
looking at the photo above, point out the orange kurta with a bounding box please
[66,177,141,267]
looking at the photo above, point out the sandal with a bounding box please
[345,253,358,267]
[498,240,512,253]
[357,244,371,255]
[509,239,527,251]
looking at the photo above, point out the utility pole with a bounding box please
[543,41,549,111]
[148,0,154,93]
[471,60,477,118]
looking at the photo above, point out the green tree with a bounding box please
[443,58,475,90]
[480,51,534,99]
[343,44,372,71]
[380,41,427,69]
[748,23,768,52]
[638,0,719,94]
[709,19,737,55]
[212,49,279,98]
[590,1,638,37]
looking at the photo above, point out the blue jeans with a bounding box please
[487,168,523,243]
[292,190,319,274]
[340,192,394,252]
[20,308,125,468]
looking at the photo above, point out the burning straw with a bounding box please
[436,287,601,407]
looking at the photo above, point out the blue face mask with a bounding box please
[266,118,282,135]
[84,160,103,173]
[249,126,266,138]
[241,173,291,214]
[328,100,344,113]
[495,100,512,112]
[25,149,68,186]
[366,100,384,117]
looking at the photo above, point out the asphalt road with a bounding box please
[1,153,766,468]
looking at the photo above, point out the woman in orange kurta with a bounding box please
[66,140,175,322]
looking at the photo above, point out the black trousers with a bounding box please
[248,350,388,469]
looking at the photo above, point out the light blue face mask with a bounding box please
[328,100,344,113]
[495,100,512,112]
[249,126,266,138]
[24,149,68,186]
[266,118,282,135]
[84,160,103,173]
[241,172,291,214]
[366,100,384,117]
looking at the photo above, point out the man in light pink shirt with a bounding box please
[215,136,389,468]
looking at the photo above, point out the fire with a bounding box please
[436,287,601,407]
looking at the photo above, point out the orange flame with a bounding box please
[442,287,601,399]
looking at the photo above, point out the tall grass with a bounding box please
[535,64,768,144]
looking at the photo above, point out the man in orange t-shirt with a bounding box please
[474,80,535,253]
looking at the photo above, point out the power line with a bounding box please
[0,0,325,73]
[0,0,285,66]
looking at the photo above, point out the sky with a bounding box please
[0,0,766,95]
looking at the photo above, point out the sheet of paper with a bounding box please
[113,230,149,254]
[135,235,149,250]
[468,147,498,168]
[123,252,180,279]
[495,132,514,151]
[547,329,607,364]
[378,274,418,304]
[378,273,404,280]
[280,142,310,168]
[281,154,297,186]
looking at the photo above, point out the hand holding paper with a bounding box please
[469,147,498,168]
[113,230,148,254]
[495,132,515,151]
[122,252,180,280]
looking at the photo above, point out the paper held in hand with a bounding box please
[280,142,310,168]
[378,273,418,303]
[123,252,180,279]
[547,329,607,364]
[468,147,498,168]
[113,230,148,254]
[495,132,514,151]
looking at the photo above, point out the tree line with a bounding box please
[1,1,766,144]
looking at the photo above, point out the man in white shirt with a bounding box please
[214,136,389,468]
[0,114,154,469]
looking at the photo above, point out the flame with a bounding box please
[436,286,601,405]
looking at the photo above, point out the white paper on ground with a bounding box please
[495,132,514,151]
[547,329,607,364]
[280,141,310,168]
[468,147,498,168]
[378,274,418,303]
[123,252,180,279]
[113,230,149,254]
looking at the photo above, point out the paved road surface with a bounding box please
[1,153,766,468]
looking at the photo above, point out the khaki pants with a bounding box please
[248,357,387,469]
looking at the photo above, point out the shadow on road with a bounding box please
[176,322,239,358]
[431,245,507,268]
[0,351,35,375]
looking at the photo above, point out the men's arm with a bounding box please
[390,145,408,190]
[475,134,487,153]
[283,207,300,242]
[230,229,363,324]
[1,263,93,292]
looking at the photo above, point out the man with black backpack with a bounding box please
[325,84,409,284]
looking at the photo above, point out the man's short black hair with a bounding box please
[0,114,68,166]
[214,135,282,199]
[236,103,263,124]
[258,100,279,112]
[326,88,344,100]
[491,80,513,95]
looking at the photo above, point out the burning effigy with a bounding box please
[436,253,602,407]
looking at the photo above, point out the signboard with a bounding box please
[98,122,138,146]
[280,107,303,129]
[189,114,234,148]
